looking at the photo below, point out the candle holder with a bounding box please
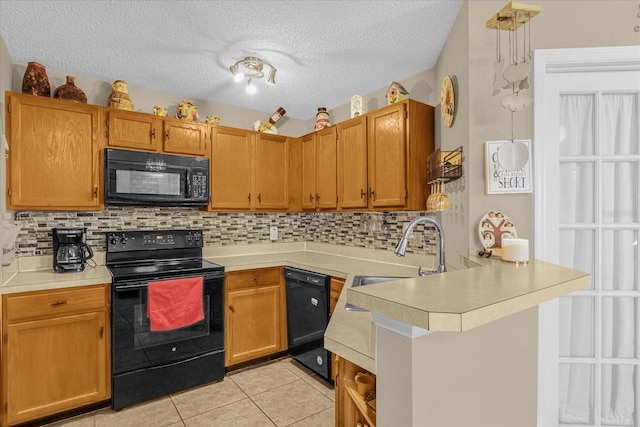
[501,238,529,264]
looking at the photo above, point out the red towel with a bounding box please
[147,276,204,331]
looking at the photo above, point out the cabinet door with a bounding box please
[337,116,368,209]
[315,127,337,209]
[209,127,253,210]
[106,110,159,151]
[255,133,289,210]
[162,118,207,156]
[329,277,345,317]
[300,133,316,210]
[5,312,108,425]
[367,103,407,208]
[225,285,283,366]
[5,93,102,210]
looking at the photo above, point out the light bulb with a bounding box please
[233,72,245,82]
[246,78,256,94]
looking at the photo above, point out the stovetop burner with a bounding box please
[106,229,224,281]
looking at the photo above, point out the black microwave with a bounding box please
[104,149,209,207]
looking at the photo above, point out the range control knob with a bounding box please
[110,236,120,246]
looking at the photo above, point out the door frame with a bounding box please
[533,45,640,427]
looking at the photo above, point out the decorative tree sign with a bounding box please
[484,139,532,194]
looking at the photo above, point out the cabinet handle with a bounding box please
[257,193,261,203]
[369,188,375,199]
[151,129,156,139]
[360,189,366,199]
[99,327,104,338]
[309,194,314,202]
[248,193,251,202]
[315,193,320,202]
[254,275,259,285]
[165,130,169,140]
[50,300,67,307]
[93,187,98,198]
[229,305,235,313]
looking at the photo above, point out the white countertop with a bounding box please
[1,242,589,375]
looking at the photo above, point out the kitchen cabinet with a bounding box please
[336,116,368,209]
[300,126,337,210]
[1,284,110,427]
[162,117,207,156]
[224,267,287,367]
[209,126,253,209]
[335,356,377,427]
[329,277,345,317]
[105,109,159,151]
[4,92,103,210]
[255,133,290,210]
[209,129,290,211]
[105,109,207,156]
[337,100,434,210]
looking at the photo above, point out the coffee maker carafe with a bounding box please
[52,227,94,273]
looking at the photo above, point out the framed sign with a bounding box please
[484,139,532,194]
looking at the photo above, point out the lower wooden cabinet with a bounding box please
[224,267,287,367]
[1,284,110,427]
[335,356,377,427]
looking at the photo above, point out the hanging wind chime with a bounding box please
[486,0,541,170]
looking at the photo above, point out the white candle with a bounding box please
[501,238,529,263]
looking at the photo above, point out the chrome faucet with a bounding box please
[394,216,446,276]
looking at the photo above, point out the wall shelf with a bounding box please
[485,1,541,31]
[427,146,463,184]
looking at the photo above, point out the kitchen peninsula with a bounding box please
[1,242,589,427]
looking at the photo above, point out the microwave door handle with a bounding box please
[186,169,192,198]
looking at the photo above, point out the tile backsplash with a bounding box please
[11,208,436,258]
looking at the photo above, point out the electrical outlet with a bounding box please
[269,226,278,241]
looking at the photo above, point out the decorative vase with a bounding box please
[22,61,50,97]
[53,76,87,103]
[108,80,134,111]
[176,99,199,122]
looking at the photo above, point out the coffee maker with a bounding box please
[52,228,94,273]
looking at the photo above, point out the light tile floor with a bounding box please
[46,357,335,427]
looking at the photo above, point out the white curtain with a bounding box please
[558,93,638,425]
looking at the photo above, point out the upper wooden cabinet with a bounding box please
[162,117,207,156]
[105,109,159,151]
[5,92,103,210]
[105,109,207,156]
[301,126,337,210]
[336,116,368,209]
[255,133,289,210]
[209,126,253,210]
[337,100,434,211]
[208,128,289,211]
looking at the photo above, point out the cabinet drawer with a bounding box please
[226,267,282,291]
[5,285,107,323]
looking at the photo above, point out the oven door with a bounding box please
[104,148,209,207]
[111,272,224,375]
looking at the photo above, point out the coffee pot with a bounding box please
[52,227,94,273]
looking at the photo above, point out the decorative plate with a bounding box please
[440,75,455,128]
[478,211,517,256]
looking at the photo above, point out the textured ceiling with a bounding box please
[0,0,463,119]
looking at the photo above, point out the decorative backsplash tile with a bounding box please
[11,208,436,257]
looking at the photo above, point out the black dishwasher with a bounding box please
[284,267,332,383]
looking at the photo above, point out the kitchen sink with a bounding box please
[351,275,409,287]
[345,275,409,311]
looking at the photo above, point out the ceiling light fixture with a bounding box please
[229,56,277,94]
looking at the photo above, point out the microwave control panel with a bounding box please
[191,171,208,199]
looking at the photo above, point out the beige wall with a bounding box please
[434,0,638,268]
